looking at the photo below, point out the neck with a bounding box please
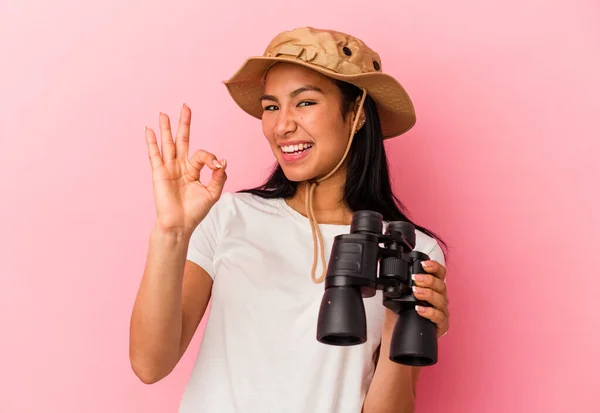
[286,168,353,225]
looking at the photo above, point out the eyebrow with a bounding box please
[259,86,324,103]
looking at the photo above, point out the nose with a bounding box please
[273,106,297,138]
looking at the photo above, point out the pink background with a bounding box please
[1,0,599,412]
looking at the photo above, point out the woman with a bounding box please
[130,27,450,413]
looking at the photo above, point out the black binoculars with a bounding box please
[316,210,438,366]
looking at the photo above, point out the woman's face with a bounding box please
[260,63,356,182]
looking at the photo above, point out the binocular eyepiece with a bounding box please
[316,210,438,366]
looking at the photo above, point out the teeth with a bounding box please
[281,143,313,153]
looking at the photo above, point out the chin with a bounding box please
[279,165,316,183]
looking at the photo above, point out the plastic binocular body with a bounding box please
[316,210,438,366]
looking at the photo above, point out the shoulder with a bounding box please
[213,191,287,218]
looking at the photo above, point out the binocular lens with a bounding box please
[386,221,416,246]
[316,286,366,346]
[389,308,438,366]
[350,210,383,234]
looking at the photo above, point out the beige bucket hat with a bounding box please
[223,26,417,139]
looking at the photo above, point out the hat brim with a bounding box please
[222,56,416,139]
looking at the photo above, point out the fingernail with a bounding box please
[412,286,423,295]
[220,158,227,168]
[412,274,425,282]
[415,305,425,313]
[421,261,431,269]
[213,159,223,168]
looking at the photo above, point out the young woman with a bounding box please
[130,27,450,413]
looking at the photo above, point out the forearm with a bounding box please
[362,309,421,413]
[129,227,191,382]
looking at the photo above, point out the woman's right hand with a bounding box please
[145,104,227,235]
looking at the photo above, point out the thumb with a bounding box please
[206,158,228,199]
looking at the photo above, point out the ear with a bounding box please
[352,108,366,131]
[352,95,367,129]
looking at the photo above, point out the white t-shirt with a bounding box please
[180,191,445,413]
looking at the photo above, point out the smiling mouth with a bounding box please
[280,142,314,155]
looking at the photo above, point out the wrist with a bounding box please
[150,225,193,244]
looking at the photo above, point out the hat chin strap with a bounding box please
[306,87,368,284]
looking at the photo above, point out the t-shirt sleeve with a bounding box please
[424,239,448,286]
[426,240,446,268]
[186,192,233,279]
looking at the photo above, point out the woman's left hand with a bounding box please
[411,260,449,338]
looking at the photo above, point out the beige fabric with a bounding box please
[222,27,416,283]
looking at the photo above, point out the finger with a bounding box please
[159,112,176,162]
[185,150,224,182]
[411,272,446,295]
[206,158,228,199]
[145,127,163,170]
[412,286,448,316]
[415,305,448,332]
[421,260,447,283]
[175,104,191,161]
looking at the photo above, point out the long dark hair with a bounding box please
[237,79,448,255]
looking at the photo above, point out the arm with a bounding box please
[362,309,420,413]
[129,227,213,384]
[362,258,450,413]
[131,105,227,384]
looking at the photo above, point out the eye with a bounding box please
[263,105,278,112]
[298,101,315,107]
